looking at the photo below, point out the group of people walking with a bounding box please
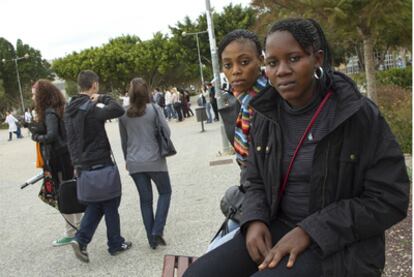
[153,87,194,122]
[25,16,408,277]
[3,108,35,141]
[30,70,172,263]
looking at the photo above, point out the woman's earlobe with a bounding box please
[315,50,324,67]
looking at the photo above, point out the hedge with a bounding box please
[377,67,412,89]
[350,66,412,90]
[377,85,412,154]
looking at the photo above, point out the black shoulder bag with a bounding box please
[152,104,177,157]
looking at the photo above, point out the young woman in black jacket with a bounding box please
[31,80,82,247]
[184,18,409,277]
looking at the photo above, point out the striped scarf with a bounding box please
[233,75,267,165]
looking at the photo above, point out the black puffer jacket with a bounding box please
[240,72,409,276]
[218,92,240,147]
[31,108,68,163]
[64,94,124,169]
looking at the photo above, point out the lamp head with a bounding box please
[24,53,29,59]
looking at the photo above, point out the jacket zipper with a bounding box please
[275,121,282,195]
[321,140,330,208]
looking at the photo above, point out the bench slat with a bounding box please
[162,255,198,277]
[177,256,190,277]
[162,255,177,277]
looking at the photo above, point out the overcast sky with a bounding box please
[1,0,252,60]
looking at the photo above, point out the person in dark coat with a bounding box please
[30,79,82,247]
[207,83,220,121]
[207,29,268,251]
[184,18,409,277]
[64,70,131,263]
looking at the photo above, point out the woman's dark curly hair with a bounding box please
[218,29,262,61]
[127,77,150,117]
[32,79,66,122]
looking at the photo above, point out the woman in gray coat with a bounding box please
[119,77,172,249]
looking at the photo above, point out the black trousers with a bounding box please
[173,103,183,121]
[183,219,322,277]
[211,99,219,120]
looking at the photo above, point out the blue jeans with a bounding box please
[205,103,212,123]
[130,171,172,244]
[166,104,176,119]
[75,196,125,253]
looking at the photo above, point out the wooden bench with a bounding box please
[162,255,198,277]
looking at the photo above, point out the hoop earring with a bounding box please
[268,79,274,87]
[314,66,324,80]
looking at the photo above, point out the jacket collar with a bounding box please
[250,71,363,130]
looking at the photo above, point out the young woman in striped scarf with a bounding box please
[200,29,269,251]
[217,29,268,179]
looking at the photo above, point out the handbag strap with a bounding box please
[151,103,161,124]
[151,103,163,135]
[60,213,79,232]
[110,149,117,167]
[279,91,333,198]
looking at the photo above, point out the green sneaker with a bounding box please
[52,236,74,247]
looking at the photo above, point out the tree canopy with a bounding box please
[52,4,256,93]
[250,0,412,101]
[0,38,52,114]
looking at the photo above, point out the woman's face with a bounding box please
[221,39,263,93]
[265,31,323,108]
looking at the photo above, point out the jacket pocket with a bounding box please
[337,150,360,197]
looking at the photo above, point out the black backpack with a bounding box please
[157,93,166,108]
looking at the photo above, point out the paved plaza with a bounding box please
[0,112,239,277]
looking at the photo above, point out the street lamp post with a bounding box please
[205,0,231,154]
[2,53,30,112]
[182,30,208,89]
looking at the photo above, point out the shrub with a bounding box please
[349,72,365,87]
[377,67,412,89]
[377,85,412,154]
[65,80,79,97]
[348,67,412,90]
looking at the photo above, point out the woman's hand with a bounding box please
[258,226,311,271]
[245,221,272,264]
[90,93,100,102]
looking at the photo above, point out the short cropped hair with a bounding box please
[77,70,99,91]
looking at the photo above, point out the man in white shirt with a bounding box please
[164,89,176,120]
[4,111,22,141]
